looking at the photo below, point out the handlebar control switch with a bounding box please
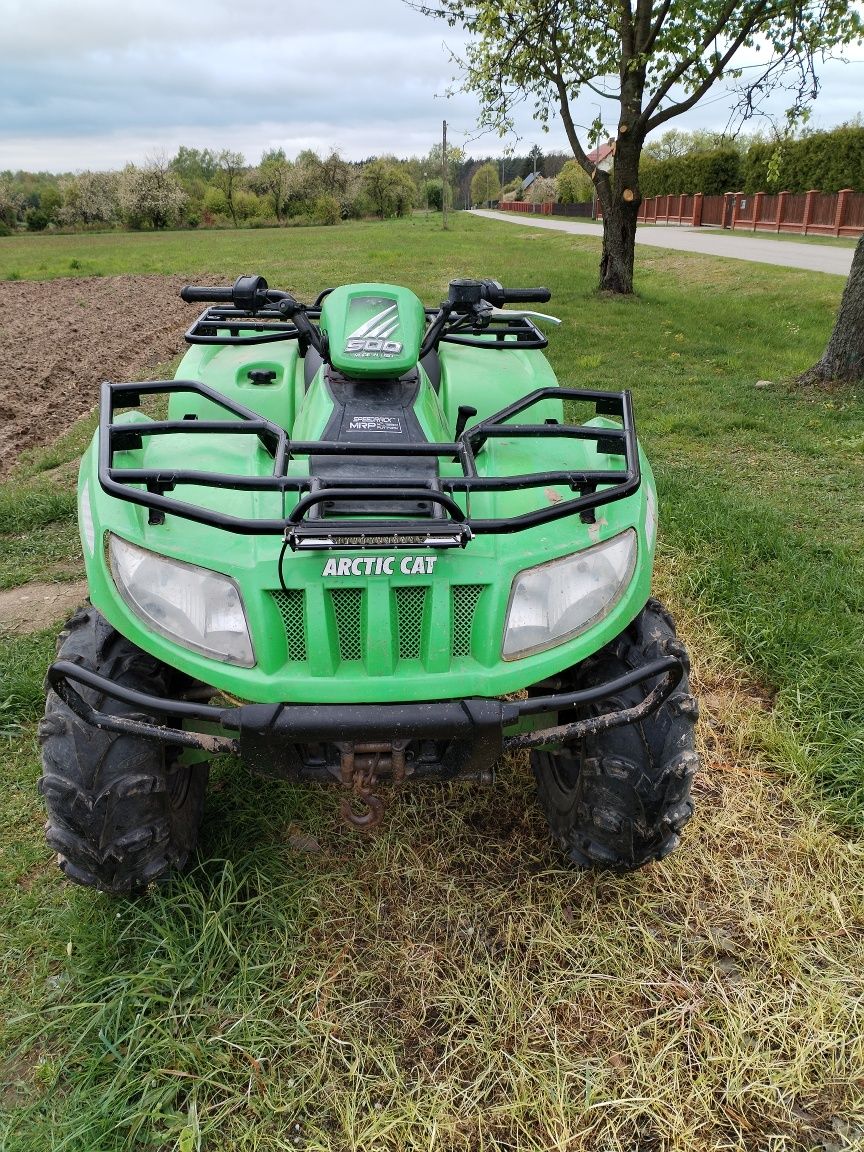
[233,275,269,313]
[447,279,486,310]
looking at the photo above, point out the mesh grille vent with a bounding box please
[330,588,363,662]
[272,589,307,661]
[395,586,427,660]
[451,585,483,658]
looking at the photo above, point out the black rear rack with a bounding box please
[184,303,546,350]
[98,380,640,547]
[185,305,323,346]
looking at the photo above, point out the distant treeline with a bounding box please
[640,123,864,197]
[0,144,574,235]
[4,125,860,234]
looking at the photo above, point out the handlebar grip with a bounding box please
[180,286,235,304]
[500,287,551,304]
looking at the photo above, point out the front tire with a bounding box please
[38,606,208,895]
[531,598,699,871]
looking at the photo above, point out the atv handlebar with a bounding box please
[181,275,551,361]
[447,278,551,311]
[498,287,551,305]
[181,275,298,313]
[180,285,236,304]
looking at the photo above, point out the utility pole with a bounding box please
[442,119,448,231]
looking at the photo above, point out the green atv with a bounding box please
[39,275,698,893]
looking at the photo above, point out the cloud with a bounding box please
[0,0,861,172]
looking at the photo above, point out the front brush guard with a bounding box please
[46,656,683,777]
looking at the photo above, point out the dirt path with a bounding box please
[0,275,192,475]
[0,580,88,634]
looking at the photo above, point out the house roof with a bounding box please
[520,171,539,190]
[586,140,615,167]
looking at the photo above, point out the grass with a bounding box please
[697,227,859,248]
[1,216,863,1149]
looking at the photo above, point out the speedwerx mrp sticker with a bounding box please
[322,555,437,577]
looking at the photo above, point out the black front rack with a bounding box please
[98,380,640,548]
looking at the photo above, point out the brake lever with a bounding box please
[471,300,494,330]
[489,307,561,326]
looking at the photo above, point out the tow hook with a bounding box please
[335,740,409,831]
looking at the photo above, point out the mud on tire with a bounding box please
[38,605,208,895]
[531,598,699,871]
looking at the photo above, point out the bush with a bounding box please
[640,148,741,196]
[640,125,864,197]
[0,222,12,237]
[744,126,864,193]
[556,160,593,203]
[25,207,50,231]
[307,194,341,226]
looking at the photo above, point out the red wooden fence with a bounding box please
[497,189,864,236]
[634,188,863,236]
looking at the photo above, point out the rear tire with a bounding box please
[38,605,208,895]
[531,598,699,871]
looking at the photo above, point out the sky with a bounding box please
[1,0,862,173]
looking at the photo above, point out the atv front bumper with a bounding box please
[47,656,683,780]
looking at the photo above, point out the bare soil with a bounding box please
[0,275,191,474]
[0,580,88,634]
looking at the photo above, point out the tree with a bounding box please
[411,0,862,294]
[470,161,501,205]
[800,235,864,385]
[362,160,416,218]
[117,159,186,230]
[58,171,119,227]
[423,178,446,210]
[643,128,731,162]
[527,175,557,204]
[251,149,293,222]
[556,159,593,203]
[170,146,219,185]
[0,175,22,227]
[212,150,245,227]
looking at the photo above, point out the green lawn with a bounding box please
[1,216,862,1150]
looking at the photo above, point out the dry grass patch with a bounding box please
[5,581,863,1151]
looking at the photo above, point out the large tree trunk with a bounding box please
[596,133,643,295]
[599,198,640,294]
[800,234,864,385]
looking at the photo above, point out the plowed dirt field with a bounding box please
[0,275,191,474]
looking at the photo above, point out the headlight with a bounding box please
[502,530,637,660]
[108,535,255,667]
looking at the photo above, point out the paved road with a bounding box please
[470,209,854,276]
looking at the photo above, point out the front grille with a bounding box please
[395,586,427,660]
[272,582,485,667]
[272,589,307,661]
[330,587,363,661]
[451,585,483,657]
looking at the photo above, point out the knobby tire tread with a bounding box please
[532,598,699,871]
[38,605,208,894]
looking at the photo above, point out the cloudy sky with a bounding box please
[1,0,862,172]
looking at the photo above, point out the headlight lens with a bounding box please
[502,529,637,660]
[109,535,255,667]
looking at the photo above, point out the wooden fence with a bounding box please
[497,200,556,215]
[635,189,864,236]
[498,190,864,236]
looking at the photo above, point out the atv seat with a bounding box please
[304,347,440,394]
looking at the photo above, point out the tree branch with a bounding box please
[638,0,769,126]
[619,0,635,59]
[645,20,769,131]
[641,0,672,53]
